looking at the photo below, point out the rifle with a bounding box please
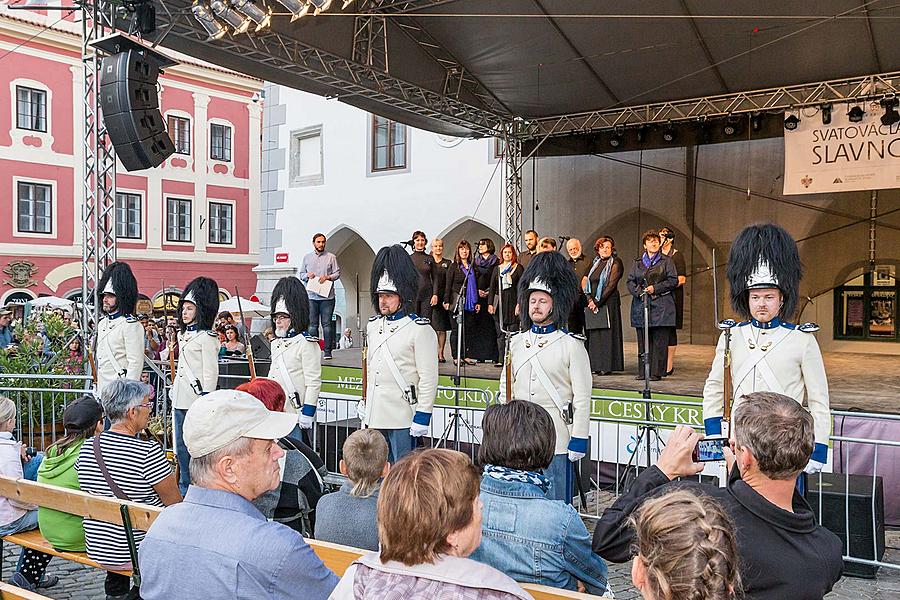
[361,329,367,404]
[234,287,257,380]
[497,262,514,402]
[162,281,176,384]
[711,248,735,432]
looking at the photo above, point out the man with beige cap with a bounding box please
[138,390,338,600]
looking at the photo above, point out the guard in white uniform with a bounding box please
[360,245,439,462]
[95,262,144,395]
[703,223,830,473]
[172,276,221,493]
[499,251,591,503]
[269,277,321,432]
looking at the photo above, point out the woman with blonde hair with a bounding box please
[331,449,531,599]
[631,490,741,600]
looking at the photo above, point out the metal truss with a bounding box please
[154,0,505,136]
[502,127,523,245]
[352,1,389,71]
[524,71,900,139]
[82,0,118,334]
[359,0,461,14]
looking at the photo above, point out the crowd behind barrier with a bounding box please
[0,368,896,580]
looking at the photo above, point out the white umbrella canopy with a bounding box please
[28,296,74,309]
[218,296,270,318]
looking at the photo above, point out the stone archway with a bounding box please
[437,217,503,259]
[326,224,377,339]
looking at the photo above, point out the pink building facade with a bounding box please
[0,8,262,309]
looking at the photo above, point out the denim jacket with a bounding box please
[470,474,608,595]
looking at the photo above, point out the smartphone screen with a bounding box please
[693,437,728,462]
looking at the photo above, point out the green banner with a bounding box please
[321,365,704,427]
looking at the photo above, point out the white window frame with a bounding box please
[166,111,192,156]
[207,199,236,248]
[114,189,145,242]
[366,114,410,177]
[8,78,54,147]
[209,121,233,163]
[289,124,325,187]
[12,177,56,239]
[165,196,193,245]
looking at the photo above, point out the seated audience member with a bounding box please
[315,429,389,551]
[139,390,338,600]
[0,397,58,592]
[331,449,530,600]
[470,400,609,596]
[593,392,843,600]
[235,377,327,535]
[38,397,104,553]
[631,489,740,600]
[77,380,181,600]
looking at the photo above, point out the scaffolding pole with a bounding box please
[502,126,523,245]
[81,0,118,335]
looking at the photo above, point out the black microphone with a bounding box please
[558,235,572,241]
[399,240,414,247]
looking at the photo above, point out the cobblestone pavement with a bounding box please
[4,532,899,599]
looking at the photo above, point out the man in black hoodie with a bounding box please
[592,391,842,600]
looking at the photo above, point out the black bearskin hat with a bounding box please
[178,277,220,331]
[270,276,310,334]
[727,223,803,320]
[370,245,419,313]
[97,261,138,316]
[517,251,579,329]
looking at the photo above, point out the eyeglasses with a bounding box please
[134,401,154,411]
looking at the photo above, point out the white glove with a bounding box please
[356,400,367,422]
[568,450,585,462]
[298,413,315,429]
[803,458,825,474]
[410,422,430,437]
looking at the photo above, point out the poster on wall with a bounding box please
[783,100,900,195]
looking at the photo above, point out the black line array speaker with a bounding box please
[805,472,885,578]
[100,49,174,172]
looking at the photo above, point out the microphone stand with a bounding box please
[437,273,475,450]
[618,280,661,491]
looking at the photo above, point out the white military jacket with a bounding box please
[363,312,438,430]
[269,332,321,415]
[171,328,220,410]
[499,324,592,455]
[96,313,144,394]
[702,318,831,450]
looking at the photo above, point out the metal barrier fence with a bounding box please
[1,371,896,574]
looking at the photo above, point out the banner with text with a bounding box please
[783,101,900,195]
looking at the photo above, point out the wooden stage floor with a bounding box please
[326,342,900,414]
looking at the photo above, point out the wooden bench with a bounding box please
[0,476,161,580]
[0,581,52,600]
[0,477,593,599]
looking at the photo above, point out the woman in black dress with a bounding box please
[471,238,499,363]
[409,230,436,321]
[625,230,678,380]
[582,236,625,375]
[429,238,452,362]
[443,240,478,365]
[488,243,522,366]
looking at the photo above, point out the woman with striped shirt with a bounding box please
[76,379,181,600]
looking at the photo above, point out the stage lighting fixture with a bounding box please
[696,123,711,145]
[310,0,333,14]
[275,0,308,19]
[192,2,227,39]
[847,105,864,123]
[723,116,742,136]
[609,127,624,148]
[821,104,832,125]
[210,0,251,33]
[783,113,800,131]
[750,112,762,132]
[880,98,899,127]
[636,126,647,144]
[662,123,676,143]
[233,0,270,31]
